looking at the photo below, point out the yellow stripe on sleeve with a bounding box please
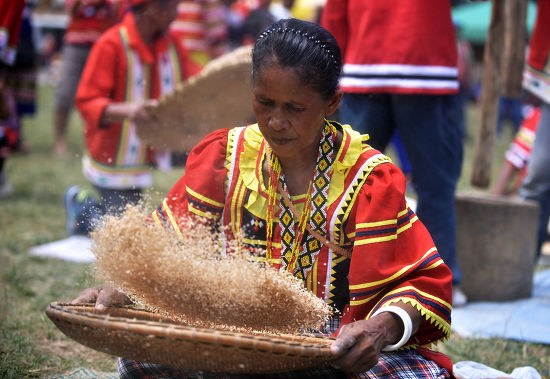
[189,205,220,220]
[349,248,437,290]
[152,211,162,226]
[186,186,224,208]
[162,199,183,238]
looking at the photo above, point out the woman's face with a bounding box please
[253,63,340,163]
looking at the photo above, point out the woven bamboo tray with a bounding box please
[45,302,335,373]
[136,45,256,152]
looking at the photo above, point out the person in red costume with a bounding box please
[322,0,467,307]
[169,0,230,67]
[64,0,200,236]
[73,18,454,378]
[0,0,25,196]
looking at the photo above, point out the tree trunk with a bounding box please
[470,0,505,188]
[501,0,527,98]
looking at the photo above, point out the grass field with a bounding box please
[1,83,549,378]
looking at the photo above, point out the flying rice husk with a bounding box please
[135,45,256,152]
[91,204,330,334]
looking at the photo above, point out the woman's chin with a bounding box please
[269,144,296,161]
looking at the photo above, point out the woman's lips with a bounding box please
[271,137,293,145]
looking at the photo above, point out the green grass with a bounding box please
[0,83,184,378]
[1,83,549,377]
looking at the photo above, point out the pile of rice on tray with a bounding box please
[91,204,330,334]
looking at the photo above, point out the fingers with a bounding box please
[330,321,381,373]
[70,286,101,305]
[95,286,129,313]
[70,285,130,313]
[332,337,378,373]
[330,330,355,357]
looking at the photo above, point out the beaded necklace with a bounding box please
[265,120,337,278]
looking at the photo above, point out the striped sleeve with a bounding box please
[341,159,452,348]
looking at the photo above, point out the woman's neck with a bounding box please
[271,128,342,196]
[279,158,317,196]
[263,145,316,197]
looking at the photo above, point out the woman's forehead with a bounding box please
[254,62,299,80]
[253,65,318,101]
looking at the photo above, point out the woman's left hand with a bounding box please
[329,312,401,373]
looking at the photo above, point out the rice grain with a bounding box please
[91,204,330,334]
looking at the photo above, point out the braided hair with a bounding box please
[252,18,342,100]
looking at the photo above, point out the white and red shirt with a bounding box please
[75,12,200,189]
[321,0,459,95]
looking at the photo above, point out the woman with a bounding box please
[74,18,454,377]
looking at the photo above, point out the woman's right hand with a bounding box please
[71,284,131,313]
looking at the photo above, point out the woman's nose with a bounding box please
[268,109,288,131]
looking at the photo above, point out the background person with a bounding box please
[321,0,467,306]
[65,0,200,235]
[53,0,126,157]
[0,0,26,197]
[492,106,540,197]
[169,0,230,68]
[519,0,550,261]
[1,4,38,154]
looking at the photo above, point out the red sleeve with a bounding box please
[152,129,230,233]
[526,0,550,72]
[339,160,452,347]
[75,30,120,131]
[320,0,349,56]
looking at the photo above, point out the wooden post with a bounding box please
[501,0,527,98]
[470,0,506,188]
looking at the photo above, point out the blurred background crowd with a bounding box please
[1,0,539,190]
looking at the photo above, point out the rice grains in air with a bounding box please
[91,204,330,334]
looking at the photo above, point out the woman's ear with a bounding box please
[325,90,343,117]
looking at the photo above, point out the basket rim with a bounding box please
[46,302,335,358]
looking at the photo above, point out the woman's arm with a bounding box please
[99,99,159,128]
[327,157,452,373]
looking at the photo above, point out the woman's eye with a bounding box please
[258,99,273,107]
[289,105,305,112]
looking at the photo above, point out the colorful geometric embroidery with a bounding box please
[278,121,337,280]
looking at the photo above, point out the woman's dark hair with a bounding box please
[252,18,342,100]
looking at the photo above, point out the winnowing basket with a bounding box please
[136,46,255,152]
[46,302,335,374]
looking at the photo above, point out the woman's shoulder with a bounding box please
[190,128,232,154]
[333,121,388,169]
[187,125,261,170]
[185,128,235,176]
[333,122,406,188]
